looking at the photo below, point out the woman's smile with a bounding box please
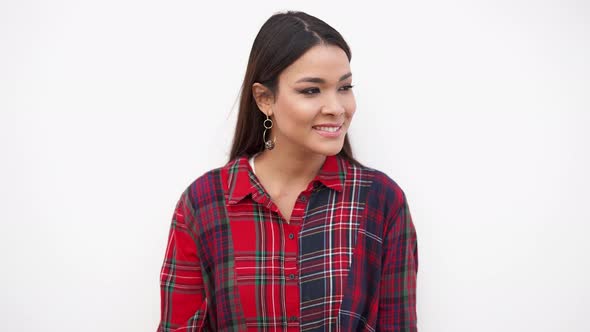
[312,123,344,137]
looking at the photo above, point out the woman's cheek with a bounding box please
[346,100,356,118]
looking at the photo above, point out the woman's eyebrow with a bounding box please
[295,72,352,84]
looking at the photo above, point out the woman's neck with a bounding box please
[254,147,326,191]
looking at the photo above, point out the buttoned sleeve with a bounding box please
[157,190,208,332]
[377,191,419,331]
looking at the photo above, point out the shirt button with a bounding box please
[289,316,298,322]
[289,274,296,279]
[288,233,294,240]
[299,195,307,202]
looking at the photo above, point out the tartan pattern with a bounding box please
[158,154,418,331]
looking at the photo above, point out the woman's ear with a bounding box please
[252,83,274,116]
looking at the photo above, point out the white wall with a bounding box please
[1,0,589,331]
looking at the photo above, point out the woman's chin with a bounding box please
[308,142,345,157]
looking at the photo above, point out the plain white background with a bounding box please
[1,0,589,331]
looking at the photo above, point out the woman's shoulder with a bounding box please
[186,166,223,190]
[176,160,233,204]
[346,158,405,192]
[179,156,249,204]
[344,158,408,210]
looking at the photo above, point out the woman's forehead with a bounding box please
[280,45,351,84]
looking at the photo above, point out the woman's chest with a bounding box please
[194,188,384,330]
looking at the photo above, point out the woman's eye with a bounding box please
[300,88,320,95]
[300,85,353,96]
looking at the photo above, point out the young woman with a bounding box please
[157,10,418,332]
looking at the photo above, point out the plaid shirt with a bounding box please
[158,154,418,331]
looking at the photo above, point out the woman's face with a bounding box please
[263,44,356,157]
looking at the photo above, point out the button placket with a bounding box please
[282,222,300,328]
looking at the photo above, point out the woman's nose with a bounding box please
[321,94,346,116]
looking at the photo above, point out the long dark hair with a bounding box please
[228,11,363,167]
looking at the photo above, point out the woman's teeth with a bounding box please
[315,126,340,132]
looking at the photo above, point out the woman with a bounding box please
[158,10,418,332]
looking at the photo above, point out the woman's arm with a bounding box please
[157,191,208,332]
[377,192,419,331]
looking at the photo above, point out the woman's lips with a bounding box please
[313,125,343,138]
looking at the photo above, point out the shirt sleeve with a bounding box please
[377,191,419,331]
[157,190,208,332]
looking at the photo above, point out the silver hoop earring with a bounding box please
[263,114,276,150]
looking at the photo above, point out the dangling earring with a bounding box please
[263,113,276,150]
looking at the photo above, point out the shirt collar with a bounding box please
[226,154,346,205]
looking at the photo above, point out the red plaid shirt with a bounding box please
[158,154,418,331]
